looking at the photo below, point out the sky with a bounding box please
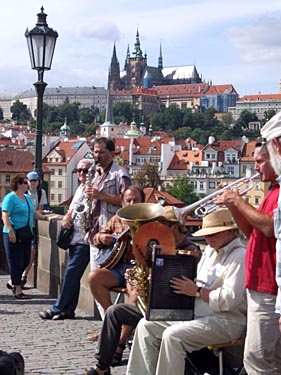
[2,0,281,98]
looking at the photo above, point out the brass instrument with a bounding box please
[117,203,175,315]
[73,161,96,240]
[174,173,259,221]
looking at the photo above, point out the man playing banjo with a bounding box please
[87,185,145,358]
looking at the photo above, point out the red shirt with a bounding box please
[245,184,279,295]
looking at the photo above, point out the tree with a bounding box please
[166,176,200,206]
[79,107,98,124]
[10,100,32,123]
[113,102,136,124]
[262,110,276,125]
[133,163,162,190]
[0,106,3,120]
[220,112,234,128]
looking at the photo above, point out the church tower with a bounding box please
[158,44,163,70]
[108,43,121,91]
[124,29,147,89]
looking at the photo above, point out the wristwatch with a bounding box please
[195,286,202,298]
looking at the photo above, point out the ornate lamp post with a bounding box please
[25,7,58,179]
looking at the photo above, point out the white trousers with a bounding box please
[244,289,281,375]
[126,316,245,375]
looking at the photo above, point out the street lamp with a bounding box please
[25,7,58,179]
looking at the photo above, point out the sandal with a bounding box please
[111,343,126,366]
[14,292,28,299]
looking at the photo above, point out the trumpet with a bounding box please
[174,173,260,219]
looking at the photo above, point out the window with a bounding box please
[254,196,260,205]
[51,194,55,201]
[199,182,204,191]
[58,194,62,202]
[5,175,11,183]
[58,181,63,188]
[51,169,55,175]
[58,169,63,176]
[50,181,54,188]
[227,166,234,175]
[209,182,216,189]
[242,165,247,174]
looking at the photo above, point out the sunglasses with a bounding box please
[21,181,29,185]
[76,168,89,174]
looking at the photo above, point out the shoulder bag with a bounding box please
[15,197,33,242]
[56,224,74,250]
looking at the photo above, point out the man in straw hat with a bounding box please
[261,112,281,338]
[216,139,281,375]
[125,208,246,375]
[82,206,200,375]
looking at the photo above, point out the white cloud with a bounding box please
[228,14,281,62]
[2,0,281,95]
[75,21,121,41]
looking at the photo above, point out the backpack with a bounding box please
[0,350,25,375]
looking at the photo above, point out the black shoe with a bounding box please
[6,282,15,294]
[21,275,27,288]
[83,368,111,375]
[38,309,56,320]
[52,312,75,320]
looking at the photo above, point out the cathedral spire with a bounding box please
[132,28,143,58]
[158,43,163,70]
[108,42,120,90]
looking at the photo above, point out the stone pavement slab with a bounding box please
[0,271,127,375]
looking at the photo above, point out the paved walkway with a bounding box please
[0,271,128,375]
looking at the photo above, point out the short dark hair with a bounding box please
[122,185,145,203]
[10,174,27,191]
[91,137,115,152]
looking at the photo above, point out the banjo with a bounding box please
[95,226,131,269]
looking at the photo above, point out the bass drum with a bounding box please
[95,240,129,270]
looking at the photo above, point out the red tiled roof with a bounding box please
[238,94,281,101]
[205,84,237,95]
[203,140,243,152]
[115,137,173,159]
[0,149,49,173]
[168,150,203,171]
[153,83,209,99]
[240,141,256,161]
[144,188,184,207]
[45,139,87,165]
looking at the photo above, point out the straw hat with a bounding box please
[161,206,187,233]
[192,208,237,237]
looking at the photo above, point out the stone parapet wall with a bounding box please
[0,216,97,316]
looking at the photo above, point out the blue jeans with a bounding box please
[52,243,90,316]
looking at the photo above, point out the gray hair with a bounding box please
[77,158,95,167]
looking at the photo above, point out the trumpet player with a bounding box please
[261,112,281,337]
[215,139,281,375]
[39,158,95,320]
